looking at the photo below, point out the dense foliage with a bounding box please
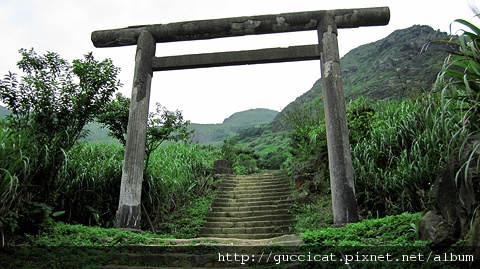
[3,14,480,269]
[0,49,121,242]
[0,49,219,246]
[97,92,193,170]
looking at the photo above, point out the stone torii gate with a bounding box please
[91,7,390,229]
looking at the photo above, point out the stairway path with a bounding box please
[200,170,296,240]
[101,170,301,269]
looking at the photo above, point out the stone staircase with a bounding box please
[200,170,295,239]
[101,171,300,268]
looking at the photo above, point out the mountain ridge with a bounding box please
[189,108,278,144]
[0,25,452,144]
[271,25,453,130]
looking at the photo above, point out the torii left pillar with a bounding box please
[318,15,359,226]
[116,30,155,229]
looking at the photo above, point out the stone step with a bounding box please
[220,173,286,179]
[216,188,291,197]
[197,233,287,239]
[212,196,292,205]
[219,177,289,185]
[218,186,292,193]
[202,171,294,240]
[205,208,290,219]
[201,219,295,228]
[219,180,290,187]
[151,234,302,246]
[200,225,293,236]
[216,190,292,200]
[211,198,290,208]
[219,177,290,183]
[209,203,290,213]
[205,213,294,223]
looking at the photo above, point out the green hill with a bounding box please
[189,108,278,144]
[0,106,10,118]
[272,25,452,130]
[0,104,277,145]
[222,108,278,125]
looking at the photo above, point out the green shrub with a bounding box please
[352,95,466,217]
[52,142,217,233]
[220,137,259,174]
[302,212,425,246]
[56,142,124,227]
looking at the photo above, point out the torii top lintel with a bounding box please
[91,6,389,48]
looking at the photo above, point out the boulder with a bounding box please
[419,134,480,256]
[213,160,233,175]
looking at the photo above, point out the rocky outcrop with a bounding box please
[418,134,480,259]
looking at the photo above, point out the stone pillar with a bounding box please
[317,15,360,226]
[116,30,156,229]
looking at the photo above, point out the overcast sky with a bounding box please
[0,0,478,123]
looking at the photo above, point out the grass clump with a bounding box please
[293,192,333,234]
[301,212,425,247]
[156,194,216,239]
[26,222,161,247]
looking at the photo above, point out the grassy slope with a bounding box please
[271,25,451,130]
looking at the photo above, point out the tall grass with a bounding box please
[351,94,468,217]
[57,142,124,227]
[0,124,44,243]
[55,141,216,231]
[431,16,480,218]
[143,143,215,227]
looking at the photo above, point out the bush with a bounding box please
[302,212,425,246]
[352,95,467,217]
[0,49,120,237]
[220,137,259,174]
[53,142,217,232]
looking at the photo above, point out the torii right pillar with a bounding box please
[318,14,360,226]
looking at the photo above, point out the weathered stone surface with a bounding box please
[115,30,156,230]
[201,171,295,239]
[294,190,310,204]
[92,7,390,48]
[152,44,320,71]
[419,134,480,256]
[317,14,359,226]
[213,160,233,174]
[418,210,442,241]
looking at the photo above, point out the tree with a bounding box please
[96,92,130,145]
[97,93,193,170]
[0,48,121,149]
[0,48,121,202]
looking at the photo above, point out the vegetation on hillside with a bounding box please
[0,49,221,246]
[188,108,278,144]
[2,11,480,268]
[272,25,453,131]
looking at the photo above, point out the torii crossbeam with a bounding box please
[91,6,390,229]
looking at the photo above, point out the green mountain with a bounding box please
[0,25,451,145]
[0,104,276,144]
[0,106,10,118]
[189,108,278,144]
[272,25,452,130]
